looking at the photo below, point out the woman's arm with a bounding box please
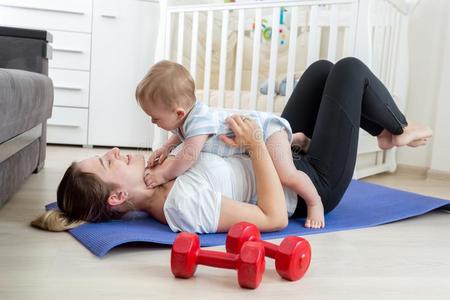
[217,116,288,232]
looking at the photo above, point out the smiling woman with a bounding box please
[31,115,292,233]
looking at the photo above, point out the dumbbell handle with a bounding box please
[197,249,239,269]
[259,240,279,258]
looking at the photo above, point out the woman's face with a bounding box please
[77,147,146,190]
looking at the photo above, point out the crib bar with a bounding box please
[383,4,393,86]
[353,0,371,66]
[154,0,168,62]
[386,7,395,88]
[387,10,400,89]
[266,7,281,112]
[233,9,245,110]
[190,11,199,80]
[380,1,391,83]
[373,25,383,77]
[250,8,262,110]
[218,10,229,107]
[164,12,172,59]
[327,5,339,62]
[203,10,214,105]
[371,0,382,77]
[389,10,401,91]
[166,0,354,13]
[382,3,393,84]
[346,1,358,57]
[307,6,320,65]
[377,1,388,80]
[152,0,170,150]
[285,6,299,101]
[176,12,185,64]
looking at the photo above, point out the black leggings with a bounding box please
[282,58,408,218]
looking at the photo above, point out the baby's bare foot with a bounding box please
[392,123,433,148]
[292,132,311,152]
[304,202,325,229]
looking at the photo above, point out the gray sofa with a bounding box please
[0,26,53,207]
[0,69,53,206]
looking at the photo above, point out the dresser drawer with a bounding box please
[47,107,88,145]
[49,30,91,70]
[0,0,92,33]
[49,68,90,108]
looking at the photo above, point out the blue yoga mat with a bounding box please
[45,180,450,257]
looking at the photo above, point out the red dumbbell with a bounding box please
[226,222,311,281]
[171,232,266,289]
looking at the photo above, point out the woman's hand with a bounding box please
[219,115,264,151]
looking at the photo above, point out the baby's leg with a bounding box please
[266,130,325,229]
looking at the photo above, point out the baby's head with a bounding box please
[136,60,196,130]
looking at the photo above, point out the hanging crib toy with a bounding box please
[251,7,288,46]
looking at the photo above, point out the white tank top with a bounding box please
[163,152,298,233]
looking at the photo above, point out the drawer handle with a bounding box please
[53,48,84,54]
[47,122,80,128]
[54,86,83,91]
[101,14,117,19]
[0,4,85,15]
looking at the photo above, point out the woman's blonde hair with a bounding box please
[31,162,124,232]
[135,60,196,110]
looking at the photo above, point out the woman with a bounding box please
[32,58,432,233]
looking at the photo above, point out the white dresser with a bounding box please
[0,0,158,147]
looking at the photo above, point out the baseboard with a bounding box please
[396,164,428,177]
[397,164,450,181]
[427,169,450,181]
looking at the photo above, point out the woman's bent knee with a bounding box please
[334,57,367,73]
[307,59,334,73]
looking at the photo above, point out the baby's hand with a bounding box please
[144,168,168,188]
[147,146,169,169]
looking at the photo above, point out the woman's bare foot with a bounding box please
[376,123,432,150]
[304,201,325,229]
[292,132,311,153]
[407,138,430,147]
[377,129,395,150]
[392,123,433,147]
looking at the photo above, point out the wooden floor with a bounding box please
[1,145,449,300]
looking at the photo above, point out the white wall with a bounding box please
[429,7,450,173]
[397,0,450,172]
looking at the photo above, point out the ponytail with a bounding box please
[30,210,86,232]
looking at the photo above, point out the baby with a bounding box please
[136,60,324,229]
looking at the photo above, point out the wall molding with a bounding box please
[426,169,450,181]
[397,164,450,181]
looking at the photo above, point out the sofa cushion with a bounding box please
[0,68,53,144]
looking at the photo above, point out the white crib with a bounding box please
[153,0,410,179]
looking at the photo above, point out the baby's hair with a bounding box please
[136,60,196,110]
